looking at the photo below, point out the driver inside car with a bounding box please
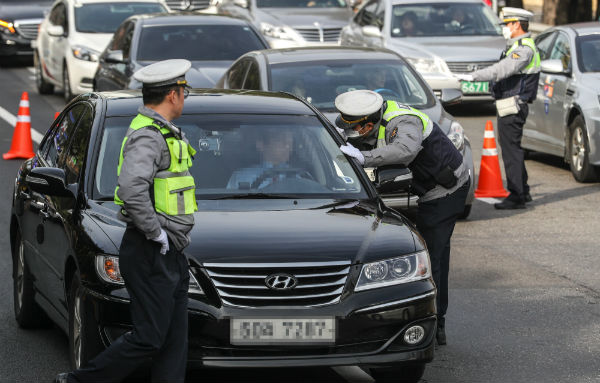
[226,128,313,189]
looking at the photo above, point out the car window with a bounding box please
[576,34,600,72]
[49,2,67,30]
[390,3,500,37]
[256,0,347,8]
[60,107,93,185]
[109,21,135,60]
[74,2,166,33]
[549,32,571,71]
[355,0,381,27]
[227,59,251,89]
[535,31,556,61]
[270,59,434,111]
[136,24,266,61]
[94,114,367,200]
[43,104,87,167]
[243,60,261,90]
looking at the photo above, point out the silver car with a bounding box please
[340,0,505,100]
[215,0,354,48]
[522,22,600,182]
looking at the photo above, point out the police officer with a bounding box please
[456,7,540,209]
[336,90,470,345]
[55,59,197,383]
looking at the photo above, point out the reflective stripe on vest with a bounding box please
[114,114,197,216]
[507,37,541,75]
[377,101,432,148]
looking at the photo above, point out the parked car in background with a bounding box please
[94,13,268,91]
[216,47,475,217]
[0,0,53,62]
[216,0,354,48]
[340,0,506,100]
[34,0,167,101]
[522,22,600,182]
[12,89,436,383]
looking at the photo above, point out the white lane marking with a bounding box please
[477,197,503,204]
[27,67,35,74]
[0,105,43,144]
[332,366,374,382]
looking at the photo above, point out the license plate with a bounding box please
[460,81,489,94]
[230,317,336,345]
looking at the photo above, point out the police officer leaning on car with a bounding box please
[336,90,470,346]
[456,7,540,210]
[55,59,197,383]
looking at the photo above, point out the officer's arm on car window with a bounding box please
[361,115,423,167]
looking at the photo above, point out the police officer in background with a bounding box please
[456,7,540,209]
[336,90,470,345]
[55,59,197,383]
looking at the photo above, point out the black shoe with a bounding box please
[524,193,532,203]
[494,198,526,210]
[436,325,447,345]
[53,373,70,383]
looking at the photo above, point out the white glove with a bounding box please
[454,73,474,82]
[152,229,169,255]
[340,143,365,165]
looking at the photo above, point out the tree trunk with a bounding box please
[544,0,593,25]
[569,0,593,22]
[505,0,523,7]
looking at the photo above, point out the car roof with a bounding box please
[255,47,404,65]
[101,89,317,117]
[71,0,162,4]
[558,22,600,36]
[134,12,251,26]
[391,0,485,4]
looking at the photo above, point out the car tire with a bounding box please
[63,63,74,103]
[568,115,598,183]
[370,364,426,383]
[34,51,54,95]
[68,273,102,370]
[459,204,472,220]
[13,231,49,328]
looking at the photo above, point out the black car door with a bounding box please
[31,103,92,317]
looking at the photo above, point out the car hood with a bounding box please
[398,35,506,62]
[0,1,51,20]
[88,200,420,265]
[256,8,353,28]
[384,39,440,60]
[70,33,113,54]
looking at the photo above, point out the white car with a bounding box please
[34,0,167,101]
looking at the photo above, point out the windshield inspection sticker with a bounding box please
[342,176,354,184]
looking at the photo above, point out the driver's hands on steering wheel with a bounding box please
[251,168,315,189]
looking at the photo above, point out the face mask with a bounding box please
[502,25,512,39]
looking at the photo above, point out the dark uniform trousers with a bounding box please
[71,227,190,383]
[416,180,469,325]
[498,103,530,201]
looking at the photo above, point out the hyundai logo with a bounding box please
[265,273,298,290]
[467,64,478,72]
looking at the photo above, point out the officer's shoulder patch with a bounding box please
[390,127,398,140]
[511,52,521,59]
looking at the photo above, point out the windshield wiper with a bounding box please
[311,199,361,210]
[208,193,303,200]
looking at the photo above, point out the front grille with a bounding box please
[164,0,211,10]
[447,61,495,73]
[294,27,341,43]
[14,19,42,40]
[203,261,351,307]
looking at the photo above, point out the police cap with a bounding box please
[133,59,192,88]
[500,7,534,25]
[334,90,383,128]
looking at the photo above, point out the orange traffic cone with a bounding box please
[3,92,35,160]
[474,120,509,198]
[54,111,60,121]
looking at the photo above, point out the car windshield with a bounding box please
[391,2,501,37]
[137,24,265,61]
[94,114,367,200]
[256,0,346,8]
[74,2,166,33]
[270,60,434,111]
[576,34,600,72]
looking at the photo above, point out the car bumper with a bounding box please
[83,281,437,369]
[66,54,98,94]
[0,34,34,57]
[584,107,600,166]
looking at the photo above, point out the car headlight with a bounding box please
[72,45,99,62]
[0,19,16,34]
[260,22,295,41]
[95,254,204,295]
[448,121,465,151]
[355,250,431,291]
[407,56,451,74]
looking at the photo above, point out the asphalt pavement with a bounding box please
[0,62,598,383]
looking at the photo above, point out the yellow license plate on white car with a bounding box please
[230,317,336,345]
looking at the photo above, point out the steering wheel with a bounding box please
[374,88,402,99]
[250,168,315,189]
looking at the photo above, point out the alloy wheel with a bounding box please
[571,126,585,172]
[63,66,72,102]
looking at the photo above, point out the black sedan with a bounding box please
[11,90,435,383]
[216,47,475,217]
[93,13,269,91]
[0,0,53,61]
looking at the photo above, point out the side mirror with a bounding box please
[104,50,124,64]
[233,0,248,8]
[439,88,462,106]
[375,166,412,194]
[362,25,382,38]
[540,59,568,75]
[26,167,74,197]
[47,25,65,37]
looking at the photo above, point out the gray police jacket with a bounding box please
[116,106,194,251]
[470,33,535,84]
